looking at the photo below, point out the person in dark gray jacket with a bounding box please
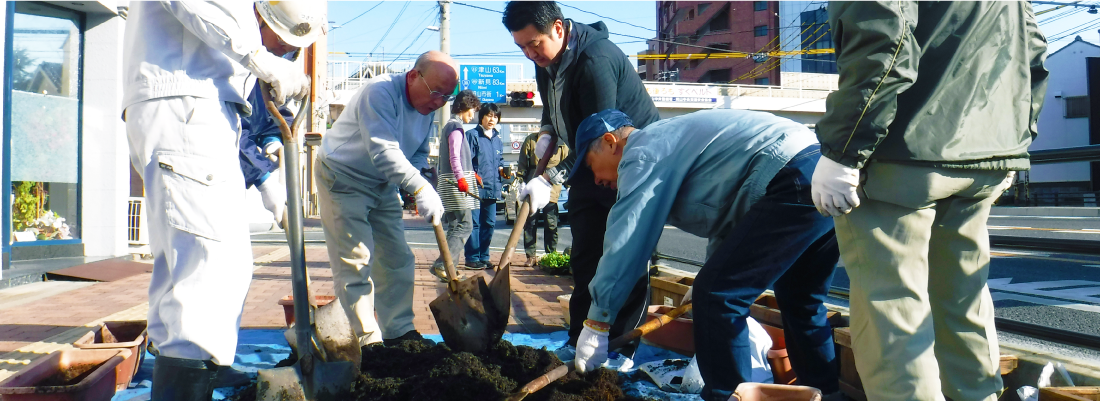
[503,1,660,363]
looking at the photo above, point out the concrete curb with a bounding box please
[992,207,1100,217]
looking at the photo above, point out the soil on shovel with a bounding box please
[230,339,645,401]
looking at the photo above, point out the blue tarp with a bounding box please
[112,329,699,400]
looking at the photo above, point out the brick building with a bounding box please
[647,1,782,85]
[640,2,837,83]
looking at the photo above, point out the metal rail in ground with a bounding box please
[990,235,1100,255]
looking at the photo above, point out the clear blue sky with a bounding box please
[325,1,1100,79]
[326,1,657,80]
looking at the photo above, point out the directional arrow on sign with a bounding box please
[463,67,468,81]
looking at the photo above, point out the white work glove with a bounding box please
[257,178,287,229]
[534,133,553,157]
[1002,171,1017,188]
[263,142,283,163]
[414,185,444,225]
[574,319,610,373]
[247,50,310,105]
[518,176,552,211]
[811,156,861,217]
[681,286,693,305]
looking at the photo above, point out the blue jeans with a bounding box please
[465,199,497,263]
[693,145,839,401]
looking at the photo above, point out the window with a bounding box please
[1066,96,1089,119]
[754,1,768,11]
[754,25,768,37]
[8,2,83,242]
[755,77,771,85]
[688,9,694,20]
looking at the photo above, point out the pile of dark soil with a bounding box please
[231,339,644,401]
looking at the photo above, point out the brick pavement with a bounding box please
[0,211,574,379]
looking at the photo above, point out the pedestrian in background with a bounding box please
[518,131,567,267]
[812,3,1048,400]
[432,90,482,278]
[464,103,508,269]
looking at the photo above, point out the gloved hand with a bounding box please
[811,156,861,217]
[575,319,610,373]
[475,173,483,187]
[263,142,283,164]
[681,286,693,306]
[415,185,444,225]
[1003,171,1017,188]
[257,178,287,229]
[456,177,469,193]
[534,133,554,157]
[519,176,552,211]
[247,50,310,105]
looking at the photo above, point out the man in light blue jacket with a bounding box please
[570,109,841,401]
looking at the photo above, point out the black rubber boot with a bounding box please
[151,356,217,401]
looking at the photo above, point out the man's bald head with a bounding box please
[407,50,460,115]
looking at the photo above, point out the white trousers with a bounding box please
[315,158,416,345]
[126,96,253,365]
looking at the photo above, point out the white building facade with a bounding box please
[1031,37,1100,197]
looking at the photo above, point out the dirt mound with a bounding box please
[231,339,643,401]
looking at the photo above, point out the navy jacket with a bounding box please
[239,83,291,188]
[467,125,505,200]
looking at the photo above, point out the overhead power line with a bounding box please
[341,2,384,27]
[368,1,411,57]
[557,3,656,32]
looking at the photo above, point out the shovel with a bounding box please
[504,301,694,401]
[490,136,561,335]
[429,220,506,352]
[254,84,360,401]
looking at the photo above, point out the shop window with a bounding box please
[8,2,82,242]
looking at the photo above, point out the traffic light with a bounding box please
[509,91,534,107]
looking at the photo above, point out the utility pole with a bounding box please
[438,1,452,137]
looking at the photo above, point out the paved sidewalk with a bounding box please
[0,211,573,381]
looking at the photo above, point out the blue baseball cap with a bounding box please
[569,109,634,180]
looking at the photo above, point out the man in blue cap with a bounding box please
[571,109,843,400]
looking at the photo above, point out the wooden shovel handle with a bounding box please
[508,302,694,400]
[433,222,460,292]
[498,135,558,270]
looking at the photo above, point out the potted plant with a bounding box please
[538,252,571,275]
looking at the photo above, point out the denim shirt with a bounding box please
[467,125,506,200]
[586,109,819,324]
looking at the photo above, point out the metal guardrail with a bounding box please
[1029,144,1100,164]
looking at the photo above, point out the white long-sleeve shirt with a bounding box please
[123,1,265,112]
[319,73,433,194]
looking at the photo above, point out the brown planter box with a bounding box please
[730,382,823,401]
[278,295,337,326]
[651,275,693,307]
[833,327,1018,401]
[73,321,146,391]
[641,305,696,356]
[0,349,129,401]
[1040,387,1100,401]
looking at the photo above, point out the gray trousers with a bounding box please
[315,159,416,345]
[435,210,473,267]
[836,162,1013,401]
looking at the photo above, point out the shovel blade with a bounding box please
[313,298,361,368]
[256,358,358,401]
[488,263,512,333]
[430,274,504,353]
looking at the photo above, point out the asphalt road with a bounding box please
[253,210,1100,355]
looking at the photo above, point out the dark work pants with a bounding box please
[693,145,840,401]
[565,175,650,357]
[523,202,559,256]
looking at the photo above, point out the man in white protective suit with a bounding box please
[122,2,322,399]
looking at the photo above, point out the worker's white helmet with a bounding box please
[256,1,326,49]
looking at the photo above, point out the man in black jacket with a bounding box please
[503,1,660,365]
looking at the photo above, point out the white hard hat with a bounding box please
[256,1,326,49]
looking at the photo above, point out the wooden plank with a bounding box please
[1000,354,1018,376]
[1040,387,1100,401]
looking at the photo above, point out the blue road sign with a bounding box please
[459,65,507,104]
